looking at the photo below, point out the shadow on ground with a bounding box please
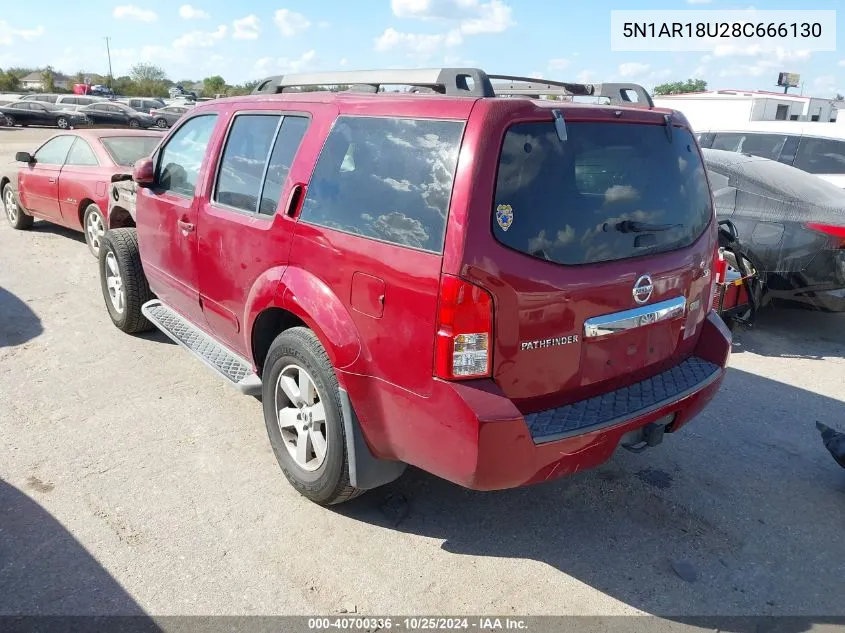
[732,305,845,360]
[0,286,42,347]
[0,479,159,626]
[336,321,845,630]
[30,220,86,245]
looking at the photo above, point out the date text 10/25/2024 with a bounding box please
[308,617,529,630]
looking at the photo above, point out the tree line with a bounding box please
[0,63,261,97]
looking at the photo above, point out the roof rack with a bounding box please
[250,67,654,107]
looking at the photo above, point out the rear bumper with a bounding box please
[346,311,731,491]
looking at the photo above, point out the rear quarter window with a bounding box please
[493,121,712,265]
[793,137,845,175]
[299,116,464,253]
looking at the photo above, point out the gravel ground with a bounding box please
[1,127,844,621]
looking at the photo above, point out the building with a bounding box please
[653,90,841,131]
[19,71,70,91]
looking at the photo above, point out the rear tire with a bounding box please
[3,184,33,230]
[4,115,15,127]
[99,228,153,334]
[262,327,363,506]
[128,119,140,129]
[56,116,69,130]
[155,118,167,128]
[83,204,106,258]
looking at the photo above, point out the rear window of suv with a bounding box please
[493,121,712,265]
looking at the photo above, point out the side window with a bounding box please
[157,114,218,196]
[299,116,464,252]
[33,135,75,165]
[711,133,787,161]
[259,116,309,215]
[793,137,845,175]
[215,114,281,212]
[65,138,99,166]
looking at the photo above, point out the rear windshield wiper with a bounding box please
[613,220,681,233]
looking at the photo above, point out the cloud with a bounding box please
[548,58,570,71]
[0,21,45,44]
[340,57,348,67]
[686,0,712,3]
[233,15,260,40]
[253,50,316,77]
[374,27,462,57]
[391,0,514,34]
[179,4,209,19]
[113,4,158,21]
[711,44,811,62]
[575,69,595,84]
[618,62,650,78]
[274,9,310,36]
[839,59,845,67]
[173,24,228,48]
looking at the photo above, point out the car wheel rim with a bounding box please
[86,211,104,253]
[129,121,139,128]
[274,364,328,472]
[105,251,125,314]
[157,120,167,128]
[57,118,67,129]
[4,188,18,224]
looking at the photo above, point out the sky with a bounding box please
[0,0,843,95]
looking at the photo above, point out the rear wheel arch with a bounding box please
[251,307,307,376]
[108,206,135,229]
[77,198,97,227]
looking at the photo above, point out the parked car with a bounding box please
[18,93,60,104]
[55,95,109,111]
[1,129,163,256]
[703,148,845,312]
[0,102,88,129]
[78,101,156,129]
[697,122,845,189]
[96,67,730,506]
[149,105,190,128]
[169,85,197,100]
[119,97,166,114]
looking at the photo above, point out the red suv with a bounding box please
[97,68,731,505]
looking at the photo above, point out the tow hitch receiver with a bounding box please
[620,416,673,454]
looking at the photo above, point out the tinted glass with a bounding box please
[37,95,58,103]
[102,136,161,166]
[300,116,463,252]
[259,116,309,215]
[215,114,280,213]
[62,97,78,106]
[12,103,31,110]
[711,132,789,161]
[34,135,75,165]
[65,138,98,166]
[793,137,845,175]
[493,122,712,266]
[732,156,845,205]
[158,115,217,195]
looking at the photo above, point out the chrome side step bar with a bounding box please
[141,300,262,396]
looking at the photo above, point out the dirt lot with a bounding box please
[1,126,844,619]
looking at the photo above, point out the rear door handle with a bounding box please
[177,218,195,234]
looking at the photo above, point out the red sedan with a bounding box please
[1,129,163,257]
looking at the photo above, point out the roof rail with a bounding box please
[251,68,494,97]
[250,67,653,107]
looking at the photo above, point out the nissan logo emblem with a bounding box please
[633,275,654,304]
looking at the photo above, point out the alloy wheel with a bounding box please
[86,211,105,255]
[4,188,18,225]
[105,251,125,314]
[274,365,328,472]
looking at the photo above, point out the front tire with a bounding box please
[3,184,33,230]
[128,119,140,129]
[155,118,168,128]
[56,116,69,129]
[262,327,363,505]
[99,228,153,334]
[83,203,106,258]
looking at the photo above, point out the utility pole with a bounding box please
[104,37,114,89]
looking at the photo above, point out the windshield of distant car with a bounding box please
[101,136,161,167]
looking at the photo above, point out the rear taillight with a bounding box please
[710,248,726,310]
[434,275,493,380]
[806,222,845,248]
